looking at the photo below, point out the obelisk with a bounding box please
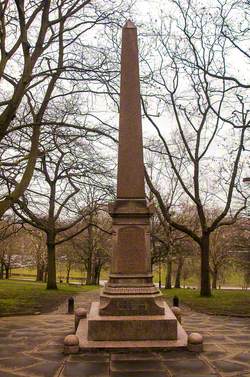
[85,21,187,345]
[98,20,164,317]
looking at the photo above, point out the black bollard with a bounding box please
[68,297,74,314]
[173,295,179,307]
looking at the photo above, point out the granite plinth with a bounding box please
[76,304,188,351]
[99,290,165,316]
[109,199,153,217]
[87,301,177,341]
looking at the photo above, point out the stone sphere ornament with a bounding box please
[64,334,79,354]
[75,307,88,331]
[188,332,203,352]
[75,308,87,318]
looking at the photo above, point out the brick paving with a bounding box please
[0,290,249,377]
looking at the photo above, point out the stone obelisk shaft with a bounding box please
[117,20,145,199]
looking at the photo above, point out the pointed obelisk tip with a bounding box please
[123,19,136,29]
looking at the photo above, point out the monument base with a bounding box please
[76,302,188,351]
[99,291,165,316]
[88,301,177,341]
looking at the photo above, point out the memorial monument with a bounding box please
[76,20,188,350]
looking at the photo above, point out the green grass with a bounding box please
[0,280,98,316]
[162,288,250,316]
[12,266,245,287]
[11,267,84,279]
[153,267,244,287]
[1,280,249,317]
[11,266,110,281]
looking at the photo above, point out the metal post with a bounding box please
[68,297,74,314]
[173,295,179,307]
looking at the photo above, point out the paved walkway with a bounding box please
[0,290,249,377]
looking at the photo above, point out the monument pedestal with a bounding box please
[88,301,177,341]
[99,290,165,316]
[76,304,188,351]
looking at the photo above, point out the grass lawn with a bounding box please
[162,288,250,316]
[1,280,249,317]
[0,279,99,316]
[12,266,245,287]
[11,266,110,282]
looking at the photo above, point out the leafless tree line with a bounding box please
[0,0,249,295]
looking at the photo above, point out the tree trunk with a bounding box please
[158,250,162,289]
[66,265,71,284]
[46,233,57,289]
[165,259,172,289]
[86,256,92,285]
[36,268,43,281]
[86,221,94,285]
[0,263,4,279]
[212,269,218,290]
[43,269,48,283]
[200,234,211,297]
[93,262,101,285]
[244,270,250,288]
[93,265,97,285]
[158,262,162,289]
[97,266,101,285]
[175,256,184,288]
[5,266,9,279]
[91,256,100,285]
[36,260,45,281]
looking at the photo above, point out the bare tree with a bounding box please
[194,0,250,93]
[70,189,112,285]
[0,217,23,278]
[209,224,234,289]
[23,227,47,282]
[232,218,250,289]
[56,241,80,284]
[12,123,112,289]
[141,0,249,296]
[0,0,131,217]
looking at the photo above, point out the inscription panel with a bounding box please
[116,226,147,274]
[106,287,157,295]
[117,301,148,312]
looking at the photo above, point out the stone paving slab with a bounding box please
[62,360,110,377]
[111,359,166,371]
[110,371,170,377]
[0,290,249,376]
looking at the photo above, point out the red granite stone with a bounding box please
[84,20,188,348]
